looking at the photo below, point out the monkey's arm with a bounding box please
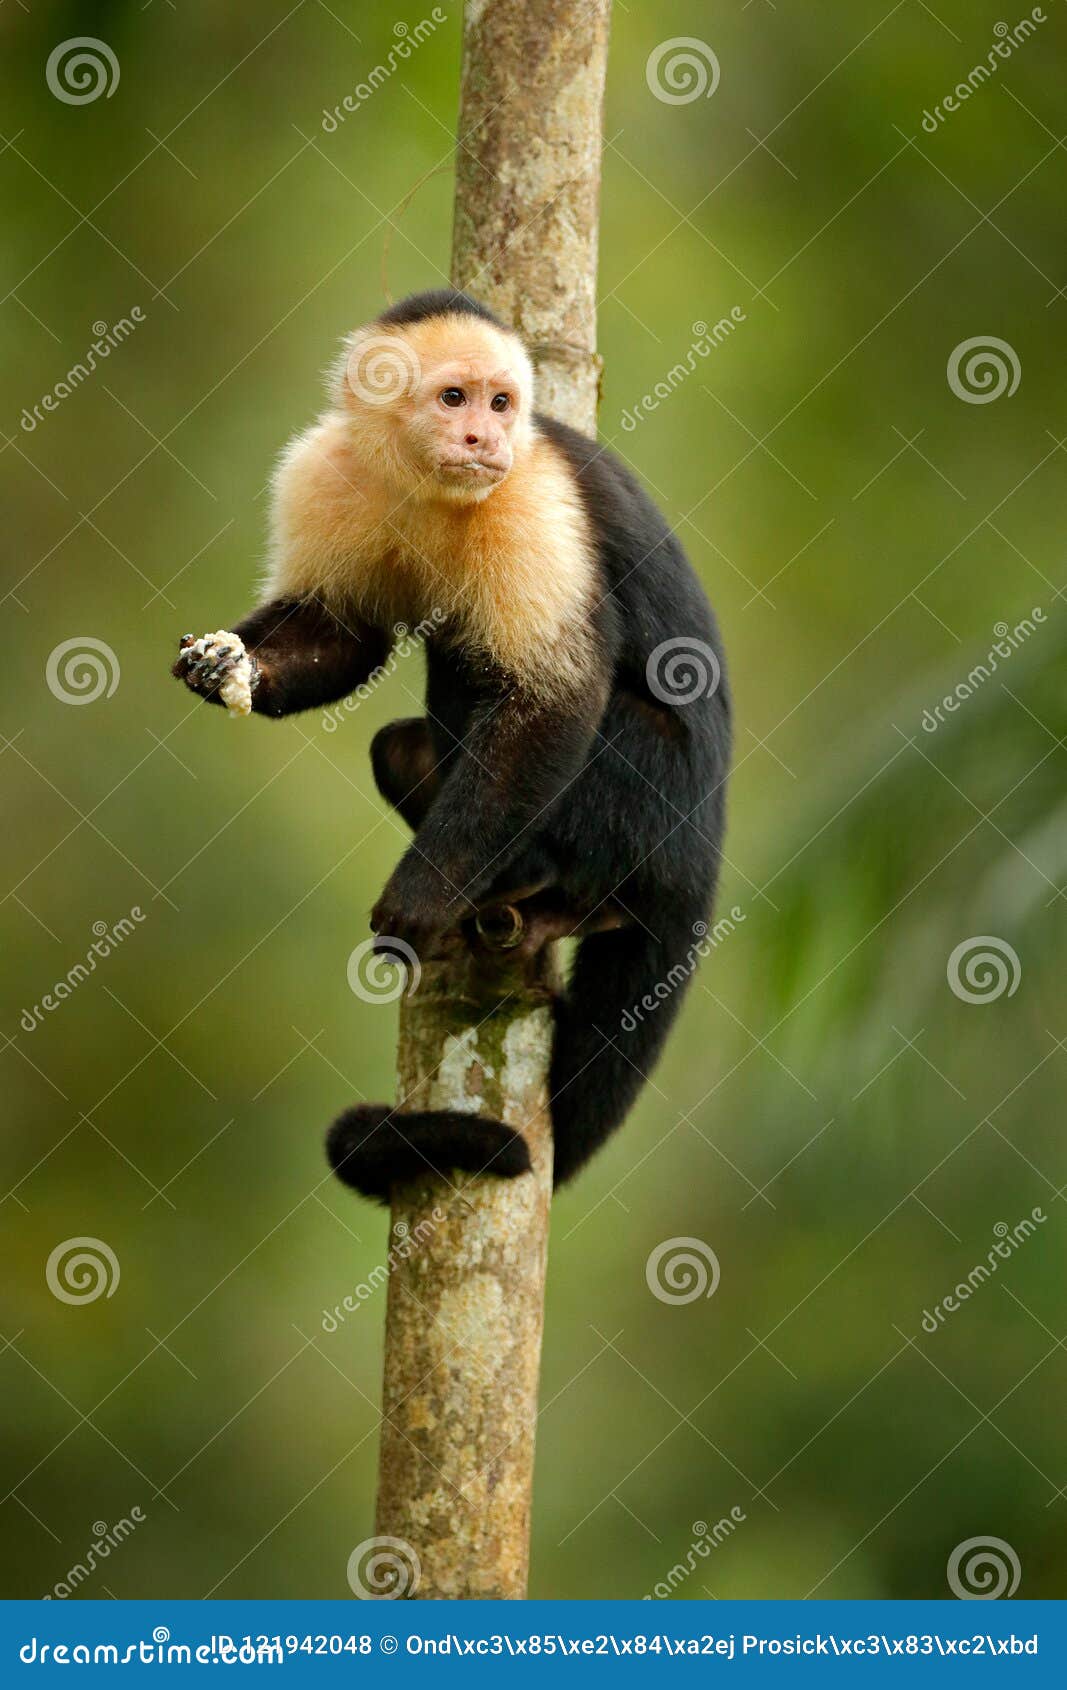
[372,670,608,950]
[173,596,389,718]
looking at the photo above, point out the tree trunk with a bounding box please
[371,0,611,1602]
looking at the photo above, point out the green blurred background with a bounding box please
[3,0,1065,1600]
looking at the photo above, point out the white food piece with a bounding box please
[191,629,255,718]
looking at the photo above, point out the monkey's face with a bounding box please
[406,321,533,502]
[337,316,531,504]
[414,367,518,499]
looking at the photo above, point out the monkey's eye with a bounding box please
[439,388,466,408]
[490,393,511,413]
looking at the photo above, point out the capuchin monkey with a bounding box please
[173,289,731,1199]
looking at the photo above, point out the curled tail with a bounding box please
[548,902,706,1187]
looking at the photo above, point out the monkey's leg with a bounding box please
[369,718,446,831]
[326,1105,530,1204]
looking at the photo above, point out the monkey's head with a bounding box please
[336,290,535,504]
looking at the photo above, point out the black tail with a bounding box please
[327,1104,531,1204]
[548,904,705,1187]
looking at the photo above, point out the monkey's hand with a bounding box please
[173,630,259,717]
[371,852,475,958]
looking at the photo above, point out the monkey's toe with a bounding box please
[326,1104,531,1203]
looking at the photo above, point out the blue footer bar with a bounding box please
[3,1600,1065,1682]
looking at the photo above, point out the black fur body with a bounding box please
[174,291,731,1199]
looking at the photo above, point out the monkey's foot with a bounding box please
[326,1103,531,1203]
[173,630,257,716]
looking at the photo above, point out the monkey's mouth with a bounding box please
[437,457,508,480]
